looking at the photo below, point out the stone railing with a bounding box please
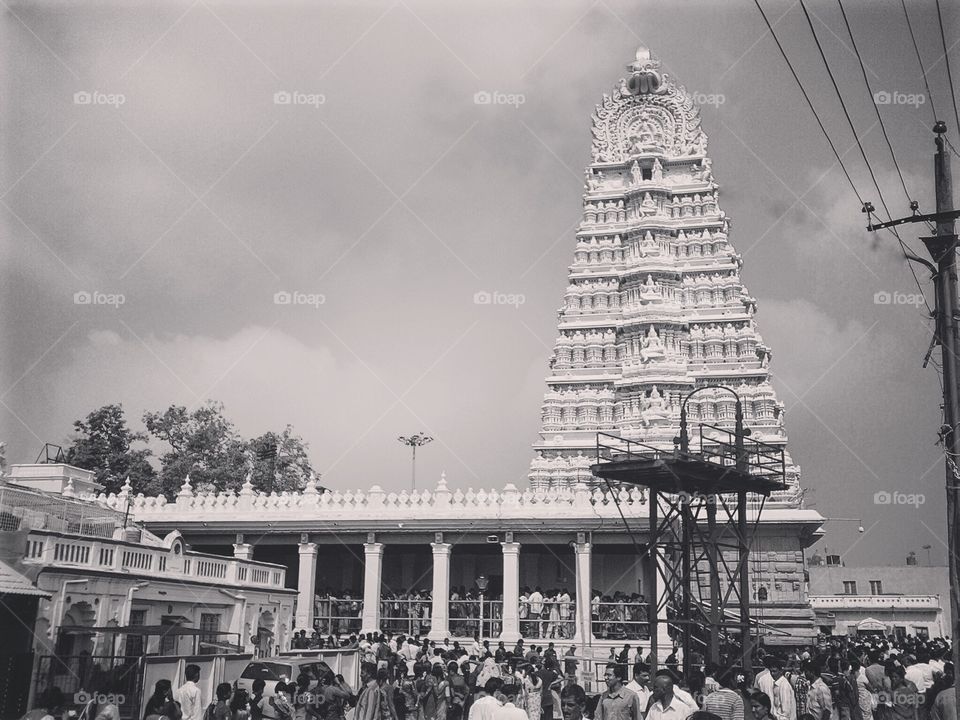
[809,595,942,610]
[72,474,815,526]
[21,528,287,588]
[81,474,649,522]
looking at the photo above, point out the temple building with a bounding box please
[529,47,801,510]
[21,46,824,657]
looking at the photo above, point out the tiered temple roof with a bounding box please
[530,47,802,507]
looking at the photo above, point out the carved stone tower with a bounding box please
[529,47,802,510]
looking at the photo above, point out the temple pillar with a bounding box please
[573,541,592,642]
[296,540,317,630]
[500,541,521,642]
[429,542,451,640]
[361,541,384,634]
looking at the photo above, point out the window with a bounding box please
[842,581,858,595]
[199,613,220,655]
[870,580,883,595]
[240,662,294,682]
[159,618,179,656]
[125,609,147,656]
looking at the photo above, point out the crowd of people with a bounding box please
[590,593,648,641]
[25,629,957,720]
[309,587,651,644]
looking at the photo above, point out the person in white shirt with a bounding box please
[769,660,796,720]
[625,665,652,713]
[470,679,505,720]
[528,588,544,639]
[558,590,573,639]
[904,655,930,693]
[646,674,693,720]
[755,658,775,700]
[493,684,529,720]
[177,664,202,720]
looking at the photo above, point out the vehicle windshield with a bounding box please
[241,662,294,682]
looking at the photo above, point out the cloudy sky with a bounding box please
[2,0,958,565]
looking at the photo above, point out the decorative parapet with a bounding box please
[78,474,822,529]
[809,595,942,611]
[84,475,649,523]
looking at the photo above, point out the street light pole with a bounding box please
[476,574,489,640]
[397,433,434,491]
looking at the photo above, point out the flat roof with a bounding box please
[590,456,787,496]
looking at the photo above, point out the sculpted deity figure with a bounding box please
[641,385,670,426]
[641,192,657,214]
[689,132,707,156]
[700,158,713,182]
[640,325,666,362]
[652,158,663,182]
[585,169,600,191]
[640,274,659,300]
[638,230,657,258]
[630,160,643,186]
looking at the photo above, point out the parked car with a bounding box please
[234,658,333,718]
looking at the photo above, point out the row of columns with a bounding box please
[240,534,668,644]
[279,535,597,641]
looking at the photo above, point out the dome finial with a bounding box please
[628,45,660,73]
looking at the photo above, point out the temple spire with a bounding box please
[529,46,802,508]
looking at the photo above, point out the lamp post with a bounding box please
[397,433,433,491]
[923,544,933,566]
[476,574,489,639]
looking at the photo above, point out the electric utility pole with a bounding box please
[867,122,960,708]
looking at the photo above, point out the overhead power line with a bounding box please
[796,0,932,314]
[901,0,939,124]
[750,0,864,206]
[837,0,916,213]
[935,0,960,137]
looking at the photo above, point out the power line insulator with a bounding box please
[862,202,875,214]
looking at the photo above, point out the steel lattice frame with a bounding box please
[593,426,783,678]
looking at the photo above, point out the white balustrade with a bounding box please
[78,477,655,525]
[21,530,286,589]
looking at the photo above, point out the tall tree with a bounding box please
[248,425,314,493]
[143,400,248,498]
[65,404,156,494]
[141,401,316,498]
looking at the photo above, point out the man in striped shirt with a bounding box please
[704,669,745,720]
